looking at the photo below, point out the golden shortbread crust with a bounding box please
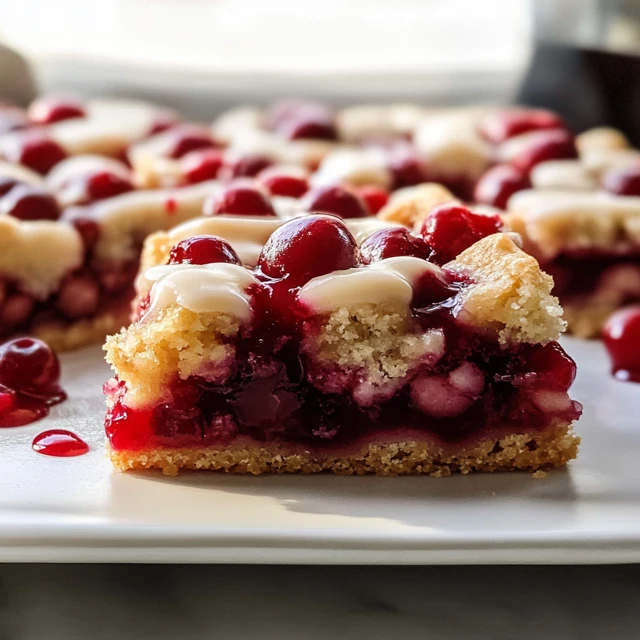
[109,423,579,477]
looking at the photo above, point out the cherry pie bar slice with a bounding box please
[104,204,581,476]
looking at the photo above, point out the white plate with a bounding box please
[1,337,639,564]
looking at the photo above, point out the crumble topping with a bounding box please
[450,233,565,344]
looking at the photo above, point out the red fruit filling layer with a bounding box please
[105,218,580,453]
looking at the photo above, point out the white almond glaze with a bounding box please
[580,148,640,179]
[49,99,177,157]
[163,216,285,267]
[92,180,222,263]
[414,112,492,181]
[0,217,83,298]
[211,107,264,144]
[336,104,433,142]
[344,217,402,244]
[530,160,596,191]
[298,257,443,313]
[0,160,43,186]
[508,189,640,258]
[142,263,258,322]
[496,130,549,164]
[46,155,132,191]
[311,148,392,189]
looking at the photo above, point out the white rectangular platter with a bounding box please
[1,337,639,564]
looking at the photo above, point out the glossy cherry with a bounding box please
[480,109,566,143]
[356,185,389,214]
[474,164,531,209]
[258,214,359,285]
[167,126,218,159]
[302,184,370,219]
[204,180,276,216]
[0,176,21,197]
[514,342,577,391]
[0,184,60,221]
[603,306,640,383]
[510,129,578,174]
[387,147,426,189]
[359,227,430,264]
[28,96,86,125]
[419,203,503,264]
[180,149,224,184]
[7,133,68,175]
[602,165,640,197]
[221,154,273,180]
[266,101,337,141]
[0,337,61,393]
[258,166,309,198]
[168,235,242,266]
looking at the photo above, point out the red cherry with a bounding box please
[0,337,61,392]
[514,342,577,391]
[0,176,21,197]
[221,154,273,180]
[359,227,430,264]
[387,146,426,189]
[204,180,276,217]
[168,235,242,266]
[0,185,60,221]
[86,171,133,201]
[180,149,224,184]
[480,109,566,143]
[603,306,640,383]
[602,165,640,197]
[167,126,219,159]
[7,133,68,175]
[302,184,370,219]
[28,96,86,125]
[510,129,578,174]
[474,164,531,209]
[148,113,180,136]
[266,101,337,140]
[258,214,358,284]
[355,185,389,214]
[257,166,309,198]
[419,203,503,264]
[66,214,100,253]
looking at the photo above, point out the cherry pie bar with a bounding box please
[104,202,581,476]
[1,94,636,350]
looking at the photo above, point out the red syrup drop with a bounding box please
[32,429,89,457]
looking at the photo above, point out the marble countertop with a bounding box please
[1,564,638,639]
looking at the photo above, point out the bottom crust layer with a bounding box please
[109,423,580,477]
[34,308,130,352]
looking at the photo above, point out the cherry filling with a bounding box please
[0,337,66,428]
[6,133,68,175]
[105,214,581,452]
[28,96,86,125]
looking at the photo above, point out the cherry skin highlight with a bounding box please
[0,337,61,392]
[474,164,531,209]
[419,203,503,264]
[359,227,431,264]
[204,180,276,217]
[258,214,359,285]
[168,235,242,266]
[302,184,370,219]
[603,306,640,383]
